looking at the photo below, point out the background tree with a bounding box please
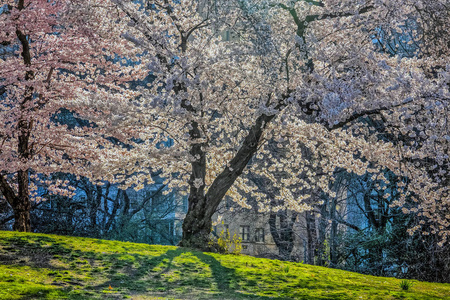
[19,172,185,245]
[0,0,145,231]
[326,169,450,283]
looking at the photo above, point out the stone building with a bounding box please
[212,199,307,261]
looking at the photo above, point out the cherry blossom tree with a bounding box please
[1,0,447,251]
[103,0,448,249]
[0,0,144,231]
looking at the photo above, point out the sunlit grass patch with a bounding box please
[0,231,449,299]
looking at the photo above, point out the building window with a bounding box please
[240,225,250,241]
[222,30,230,41]
[225,198,232,209]
[168,221,174,236]
[255,228,265,242]
[183,197,189,212]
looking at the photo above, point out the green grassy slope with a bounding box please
[0,231,449,299]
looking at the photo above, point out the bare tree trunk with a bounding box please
[115,190,131,233]
[104,189,121,233]
[329,197,338,266]
[14,171,31,231]
[317,199,328,266]
[305,211,317,264]
[87,184,102,237]
[101,183,111,232]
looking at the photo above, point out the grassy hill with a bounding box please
[0,231,449,299]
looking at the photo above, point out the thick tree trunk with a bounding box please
[180,113,275,249]
[11,203,31,232]
[180,118,208,248]
[181,196,212,248]
[13,170,31,232]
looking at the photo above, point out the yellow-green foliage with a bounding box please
[209,229,242,255]
[0,231,449,299]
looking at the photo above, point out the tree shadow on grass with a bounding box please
[191,251,239,293]
[0,235,364,299]
[0,234,377,300]
[0,235,73,270]
[91,248,292,299]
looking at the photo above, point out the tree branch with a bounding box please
[327,97,415,130]
[130,183,166,216]
[335,218,361,232]
[0,215,14,226]
[305,5,375,23]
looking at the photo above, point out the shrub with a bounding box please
[209,228,242,255]
[400,280,413,291]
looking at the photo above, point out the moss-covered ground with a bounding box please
[0,231,449,299]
